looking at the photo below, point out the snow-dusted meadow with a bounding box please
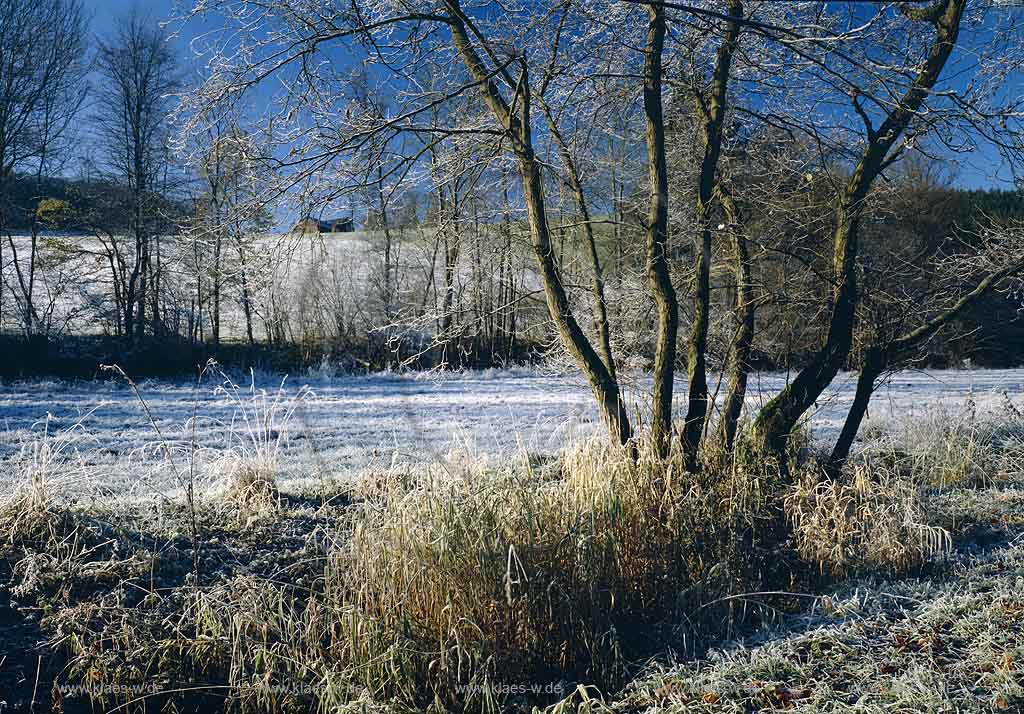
[2,367,1024,499]
[0,232,383,339]
[0,229,543,341]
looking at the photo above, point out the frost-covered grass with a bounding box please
[612,532,1024,714]
[0,435,790,712]
[601,399,1024,714]
[4,367,1024,499]
[0,367,606,497]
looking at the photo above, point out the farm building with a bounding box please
[292,215,355,234]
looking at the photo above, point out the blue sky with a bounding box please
[89,0,168,15]
[84,0,1017,190]
[89,1,175,40]
[89,0,211,72]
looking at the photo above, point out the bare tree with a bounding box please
[677,0,743,469]
[174,0,640,446]
[93,9,179,341]
[639,0,680,458]
[535,3,618,385]
[750,0,970,456]
[827,205,1024,472]
[715,183,754,452]
[656,0,1024,464]
[192,123,269,347]
[0,0,87,337]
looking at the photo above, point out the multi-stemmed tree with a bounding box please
[173,0,1024,468]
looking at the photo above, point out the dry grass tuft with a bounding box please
[0,424,156,610]
[327,438,794,709]
[786,462,951,576]
[0,413,95,542]
[203,369,311,513]
[215,454,282,513]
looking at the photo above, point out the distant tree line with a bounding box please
[3,162,1023,378]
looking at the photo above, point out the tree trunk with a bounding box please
[539,100,617,381]
[828,346,883,473]
[717,187,754,452]
[123,249,138,343]
[377,163,393,320]
[444,0,632,446]
[6,233,39,337]
[441,222,460,363]
[193,236,203,343]
[151,236,163,337]
[239,262,255,347]
[829,259,1021,473]
[681,0,743,470]
[135,234,148,342]
[643,2,678,459]
[515,116,631,446]
[751,196,863,457]
[213,229,222,348]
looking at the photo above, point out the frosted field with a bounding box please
[0,232,381,339]
[1,367,1023,499]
